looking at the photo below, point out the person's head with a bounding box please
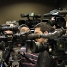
[18,24,30,33]
[34,22,54,43]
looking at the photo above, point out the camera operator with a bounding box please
[2,21,19,66]
[34,22,55,67]
[2,24,14,65]
[18,24,39,67]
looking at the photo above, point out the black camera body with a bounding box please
[19,13,41,28]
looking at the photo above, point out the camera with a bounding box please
[43,9,67,29]
[19,12,41,29]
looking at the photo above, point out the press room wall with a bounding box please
[0,0,57,25]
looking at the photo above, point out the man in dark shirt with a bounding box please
[34,22,55,67]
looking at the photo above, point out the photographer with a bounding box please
[1,21,19,66]
[34,22,55,67]
[18,24,39,67]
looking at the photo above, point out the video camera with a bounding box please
[19,12,41,29]
[42,9,67,29]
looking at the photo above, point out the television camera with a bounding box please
[42,9,67,28]
[19,12,41,29]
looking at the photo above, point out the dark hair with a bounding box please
[34,22,55,33]
[18,24,29,30]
